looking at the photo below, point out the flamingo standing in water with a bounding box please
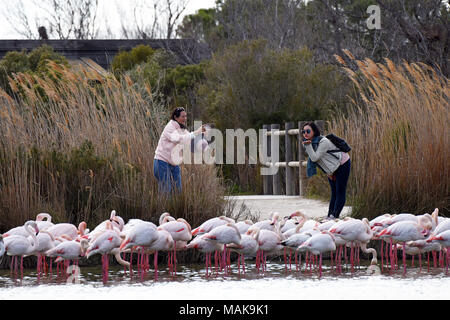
[145,228,175,280]
[29,230,56,279]
[158,218,192,276]
[378,220,429,274]
[120,220,159,275]
[186,233,223,276]
[203,223,241,275]
[86,221,129,283]
[330,218,377,272]
[227,228,260,274]
[427,230,450,274]
[3,221,40,279]
[298,231,336,278]
[45,239,89,280]
[257,228,284,273]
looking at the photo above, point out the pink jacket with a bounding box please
[154,120,194,166]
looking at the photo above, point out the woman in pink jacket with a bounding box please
[154,107,205,193]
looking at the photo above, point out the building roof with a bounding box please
[0,39,211,69]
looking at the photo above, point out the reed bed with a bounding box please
[0,62,238,244]
[330,53,449,219]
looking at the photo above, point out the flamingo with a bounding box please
[408,239,441,271]
[3,221,39,278]
[87,210,124,241]
[248,212,280,233]
[86,222,129,283]
[120,220,158,275]
[186,233,223,276]
[35,213,54,231]
[328,218,375,272]
[235,220,254,234]
[157,218,192,276]
[29,230,56,278]
[3,220,40,238]
[227,228,260,274]
[280,211,307,233]
[298,231,336,278]
[430,217,450,237]
[203,223,241,274]
[46,222,79,240]
[377,220,429,274]
[256,226,284,273]
[281,230,316,272]
[427,230,450,273]
[45,239,89,279]
[191,216,235,236]
[145,229,175,280]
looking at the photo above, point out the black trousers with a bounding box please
[327,159,351,218]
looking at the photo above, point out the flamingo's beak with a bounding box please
[120,239,130,251]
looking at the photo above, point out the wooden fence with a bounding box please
[261,120,324,196]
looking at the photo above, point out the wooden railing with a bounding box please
[261,120,324,196]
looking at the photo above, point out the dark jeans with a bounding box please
[327,159,351,218]
[153,159,182,193]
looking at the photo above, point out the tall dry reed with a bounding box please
[0,62,238,239]
[330,53,449,219]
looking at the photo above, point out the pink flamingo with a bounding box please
[29,230,56,279]
[158,218,192,276]
[256,228,284,273]
[247,212,280,233]
[145,228,175,280]
[235,220,254,234]
[191,216,235,236]
[45,239,89,279]
[330,218,377,272]
[203,223,241,275]
[86,222,129,283]
[298,231,336,278]
[46,222,79,240]
[3,220,41,238]
[186,233,223,276]
[427,230,450,274]
[35,213,54,231]
[227,228,260,275]
[3,221,40,279]
[378,220,429,274]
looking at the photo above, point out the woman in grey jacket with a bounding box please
[301,122,351,219]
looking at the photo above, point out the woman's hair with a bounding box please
[171,107,186,128]
[171,107,185,120]
[302,121,321,137]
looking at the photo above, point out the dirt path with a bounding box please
[226,195,352,221]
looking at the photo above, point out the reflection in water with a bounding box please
[0,260,449,299]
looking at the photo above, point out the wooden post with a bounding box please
[298,121,308,197]
[285,122,295,196]
[271,124,282,195]
[262,124,272,195]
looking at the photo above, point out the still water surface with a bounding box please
[0,261,449,300]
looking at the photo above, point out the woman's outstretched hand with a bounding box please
[302,139,311,145]
[194,125,206,135]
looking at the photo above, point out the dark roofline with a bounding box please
[0,39,211,69]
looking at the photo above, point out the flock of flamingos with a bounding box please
[0,208,449,283]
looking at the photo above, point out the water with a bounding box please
[1,259,449,300]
